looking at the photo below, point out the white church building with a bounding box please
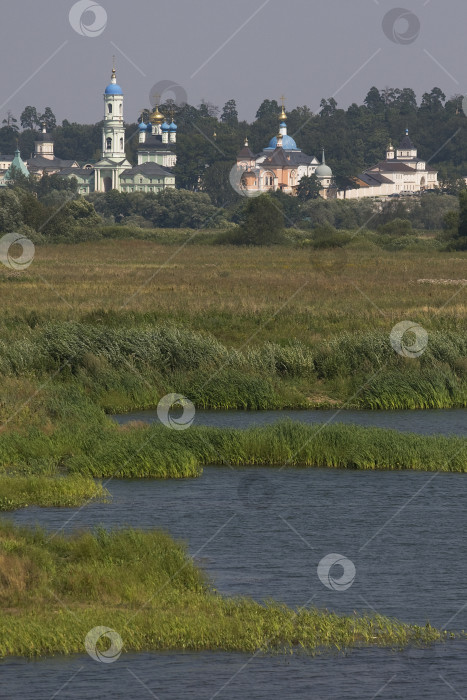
[339,129,439,199]
[0,67,178,194]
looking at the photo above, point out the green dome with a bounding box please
[316,150,332,178]
[316,163,333,177]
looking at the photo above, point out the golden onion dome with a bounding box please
[150,106,165,124]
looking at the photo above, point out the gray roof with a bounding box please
[357,172,394,187]
[258,149,318,166]
[139,135,175,152]
[398,134,415,149]
[28,155,78,169]
[59,167,94,178]
[120,162,174,178]
[35,133,54,142]
[263,148,292,167]
[369,160,437,174]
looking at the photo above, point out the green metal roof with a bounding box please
[5,148,29,180]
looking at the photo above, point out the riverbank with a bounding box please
[3,403,467,507]
[0,523,446,658]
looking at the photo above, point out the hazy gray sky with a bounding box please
[1,0,466,125]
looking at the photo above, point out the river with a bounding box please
[2,409,467,699]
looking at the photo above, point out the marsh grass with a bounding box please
[0,523,446,657]
[0,475,108,511]
[0,321,466,411]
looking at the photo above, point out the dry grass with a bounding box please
[1,239,465,345]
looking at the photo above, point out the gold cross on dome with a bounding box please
[280,95,286,108]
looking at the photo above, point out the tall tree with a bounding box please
[420,87,446,112]
[364,87,384,114]
[255,99,280,121]
[297,174,321,201]
[39,107,56,131]
[221,99,239,126]
[319,98,338,118]
[20,106,39,130]
[2,111,18,131]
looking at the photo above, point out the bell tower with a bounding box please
[102,63,126,159]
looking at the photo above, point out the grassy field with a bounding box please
[0,523,446,658]
[2,238,466,345]
[0,238,466,412]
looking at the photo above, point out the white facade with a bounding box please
[338,130,439,200]
[94,67,132,193]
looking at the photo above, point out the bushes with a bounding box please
[378,218,413,236]
[226,195,285,245]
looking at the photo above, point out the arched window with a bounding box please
[106,137,112,150]
[120,138,124,150]
[108,104,112,114]
[119,104,122,115]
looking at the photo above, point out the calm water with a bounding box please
[4,462,467,698]
[3,410,467,698]
[113,406,467,435]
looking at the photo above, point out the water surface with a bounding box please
[4,408,467,699]
[113,407,467,436]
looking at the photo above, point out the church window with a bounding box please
[106,137,112,150]
[108,104,112,114]
[139,177,143,183]
[119,104,122,115]
[120,138,124,150]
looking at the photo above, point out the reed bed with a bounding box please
[0,475,108,511]
[0,523,446,657]
[3,419,466,481]
[0,321,466,411]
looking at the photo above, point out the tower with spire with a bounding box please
[102,63,126,159]
[94,63,132,192]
